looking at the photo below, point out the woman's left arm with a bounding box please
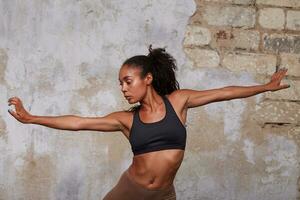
[176,68,290,108]
[223,68,290,100]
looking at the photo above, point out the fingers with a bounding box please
[8,97,22,105]
[8,100,18,108]
[278,68,288,74]
[280,84,290,89]
[8,108,19,119]
[278,68,288,80]
[273,68,288,80]
[8,100,17,106]
[8,96,20,102]
[8,97,21,114]
[7,97,25,122]
[8,109,16,115]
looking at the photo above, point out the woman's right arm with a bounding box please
[28,113,123,132]
[28,115,83,131]
[8,97,124,132]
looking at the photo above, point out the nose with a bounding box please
[120,84,127,93]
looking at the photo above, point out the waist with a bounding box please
[128,149,184,189]
[127,167,174,190]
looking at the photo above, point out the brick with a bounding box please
[288,126,300,145]
[211,29,260,50]
[184,48,220,67]
[232,0,254,4]
[263,33,300,54]
[183,25,211,46]
[222,52,277,75]
[202,5,256,28]
[259,8,285,29]
[280,53,300,77]
[265,79,300,101]
[254,101,300,125]
[256,0,300,8]
[287,10,300,31]
[232,30,260,50]
[262,125,300,144]
[203,0,254,5]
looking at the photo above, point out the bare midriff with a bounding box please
[127,148,185,190]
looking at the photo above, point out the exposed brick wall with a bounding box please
[184,2,300,195]
[184,0,300,117]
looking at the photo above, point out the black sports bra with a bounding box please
[129,95,187,156]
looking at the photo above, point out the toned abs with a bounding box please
[128,149,185,190]
[119,95,187,190]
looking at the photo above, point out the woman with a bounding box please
[8,45,289,200]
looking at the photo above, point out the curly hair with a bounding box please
[122,45,180,112]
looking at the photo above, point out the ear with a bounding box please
[144,73,153,85]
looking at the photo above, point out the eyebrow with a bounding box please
[118,76,132,81]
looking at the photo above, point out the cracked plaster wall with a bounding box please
[0,0,299,199]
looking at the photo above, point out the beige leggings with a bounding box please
[102,169,176,200]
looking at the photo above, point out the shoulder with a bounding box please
[109,110,134,132]
[109,110,134,121]
[167,89,189,108]
[168,89,191,98]
[166,89,189,114]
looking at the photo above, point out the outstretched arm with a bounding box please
[176,68,290,108]
[223,68,290,100]
[8,97,124,132]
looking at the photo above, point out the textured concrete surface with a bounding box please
[0,0,195,199]
[182,0,300,199]
[1,0,300,200]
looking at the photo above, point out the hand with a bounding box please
[265,68,290,92]
[8,97,33,124]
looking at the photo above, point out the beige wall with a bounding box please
[181,0,300,199]
[0,0,299,199]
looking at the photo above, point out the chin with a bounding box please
[128,100,135,104]
[127,98,138,104]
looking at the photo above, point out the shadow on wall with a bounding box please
[298,176,300,199]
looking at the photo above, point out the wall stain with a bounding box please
[0,49,8,84]
[55,167,83,200]
[16,140,55,200]
[297,176,300,200]
[0,117,7,139]
[216,30,234,40]
[187,107,226,152]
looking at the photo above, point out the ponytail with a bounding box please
[146,45,180,96]
[122,45,180,97]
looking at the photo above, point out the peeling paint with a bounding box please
[0,49,8,84]
[180,68,255,142]
[253,134,300,199]
[242,139,255,164]
[263,135,298,179]
[55,166,84,200]
[1,0,299,199]
[0,0,196,199]
[0,117,7,138]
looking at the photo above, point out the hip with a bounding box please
[103,168,176,200]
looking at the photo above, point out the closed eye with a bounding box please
[119,81,131,85]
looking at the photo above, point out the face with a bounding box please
[118,64,152,104]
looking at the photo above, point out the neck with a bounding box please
[139,88,164,112]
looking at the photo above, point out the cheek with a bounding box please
[131,81,144,90]
[131,82,146,95]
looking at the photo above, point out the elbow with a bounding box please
[73,116,84,131]
[221,88,233,101]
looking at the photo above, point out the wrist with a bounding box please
[26,115,36,124]
[263,83,272,92]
